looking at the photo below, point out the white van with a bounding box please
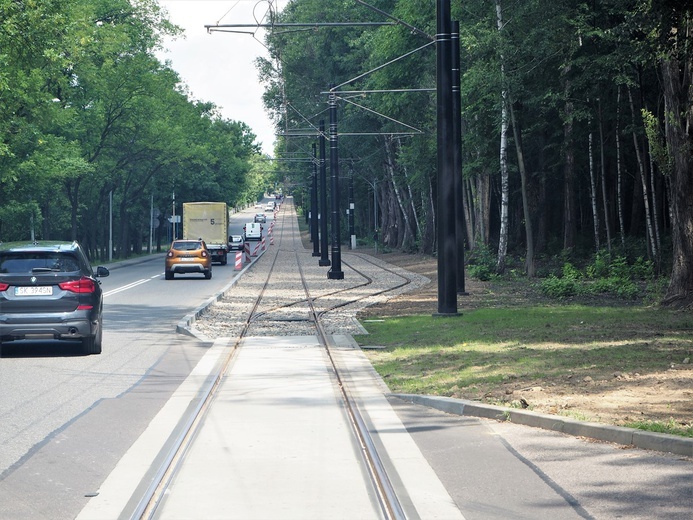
[244,222,263,241]
[265,201,275,212]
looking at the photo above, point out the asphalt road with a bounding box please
[0,204,273,520]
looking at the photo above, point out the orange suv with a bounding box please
[165,239,212,280]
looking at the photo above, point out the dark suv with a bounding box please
[0,241,110,355]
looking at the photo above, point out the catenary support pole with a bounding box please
[328,89,344,279]
[311,142,320,257]
[349,162,355,249]
[318,120,331,267]
[436,0,458,315]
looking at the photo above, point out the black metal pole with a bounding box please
[328,89,344,279]
[319,120,331,266]
[436,0,458,315]
[348,162,355,249]
[452,21,467,295]
[311,142,320,257]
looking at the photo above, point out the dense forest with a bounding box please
[0,0,271,259]
[258,0,693,307]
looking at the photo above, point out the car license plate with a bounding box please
[180,257,196,261]
[15,286,53,296]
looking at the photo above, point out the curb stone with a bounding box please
[392,393,693,458]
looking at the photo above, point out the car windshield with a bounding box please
[172,241,202,251]
[0,253,80,274]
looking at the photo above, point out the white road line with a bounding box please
[104,279,151,297]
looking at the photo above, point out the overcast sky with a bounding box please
[157,1,289,156]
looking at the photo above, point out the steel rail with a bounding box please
[133,200,406,519]
[133,211,288,520]
[289,212,406,520]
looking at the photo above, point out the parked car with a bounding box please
[228,234,245,251]
[0,240,110,355]
[165,239,212,280]
[243,222,263,241]
[254,213,267,223]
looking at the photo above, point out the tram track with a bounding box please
[132,199,411,520]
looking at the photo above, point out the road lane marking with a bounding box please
[104,279,150,298]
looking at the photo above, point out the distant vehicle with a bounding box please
[254,213,266,223]
[182,202,229,265]
[265,202,275,212]
[0,240,110,355]
[244,222,263,241]
[254,202,263,209]
[165,239,212,280]
[228,234,245,251]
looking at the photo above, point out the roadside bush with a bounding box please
[542,254,646,300]
[540,263,580,297]
[468,263,492,281]
[467,243,497,280]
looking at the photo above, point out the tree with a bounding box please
[653,5,693,307]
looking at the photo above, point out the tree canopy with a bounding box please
[0,0,270,258]
[259,0,693,306]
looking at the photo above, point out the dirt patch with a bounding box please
[355,250,693,432]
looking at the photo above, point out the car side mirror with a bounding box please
[96,266,110,278]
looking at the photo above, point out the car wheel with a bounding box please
[221,254,227,266]
[205,269,212,280]
[165,271,174,280]
[82,318,103,355]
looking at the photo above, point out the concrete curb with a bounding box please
[392,394,693,458]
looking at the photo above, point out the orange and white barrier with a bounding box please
[235,252,243,270]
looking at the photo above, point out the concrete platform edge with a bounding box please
[392,394,693,458]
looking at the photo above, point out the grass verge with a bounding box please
[355,305,693,438]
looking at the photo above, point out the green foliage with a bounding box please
[467,243,497,281]
[625,418,693,439]
[0,0,268,255]
[540,263,580,298]
[0,200,42,241]
[541,253,654,300]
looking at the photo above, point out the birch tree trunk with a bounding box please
[562,79,576,250]
[588,111,600,251]
[616,86,626,247]
[426,174,436,254]
[396,137,422,244]
[627,86,658,261]
[647,141,661,254]
[475,173,491,247]
[598,98,612,251]
[495,0,509,273]
[509,101,535,277]
[463,176,474,250]
[384,137,413,249]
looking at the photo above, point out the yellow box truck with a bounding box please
[182,202,229,265]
